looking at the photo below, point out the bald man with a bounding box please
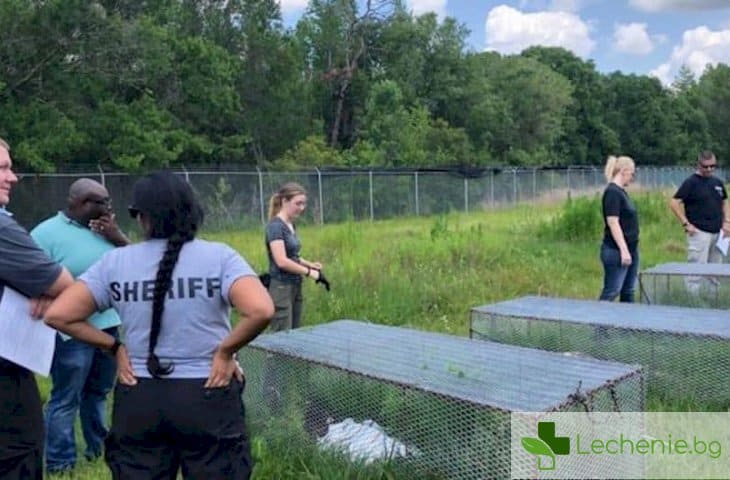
[31,178,129,474]
[0,138,73,480]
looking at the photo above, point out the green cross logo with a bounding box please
[521,421,570,470]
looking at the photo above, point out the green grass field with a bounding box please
[39,191,717,479]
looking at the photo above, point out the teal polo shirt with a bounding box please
[31,211,121,333]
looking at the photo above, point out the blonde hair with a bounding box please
[604,155,635,182]
[268,182,306,219]
[0,137,9,151]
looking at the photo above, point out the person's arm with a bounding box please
[723,199,730,235]
[300,258,323,270]
[206,275,274,387]
[606,216,632,265]
[44,282,113,348]
[269,240,319,279]
[89,213,131,247]
[28,268,74,318]
[669,197,695,234]
[44,281,134,384]
[44,269,74,298]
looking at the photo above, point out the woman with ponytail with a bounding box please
[599,155,640,302]
[265,182,323,331]
[45,171,273,479]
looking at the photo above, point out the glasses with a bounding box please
[128,206,140,219]
[700,163,717,170]
[84,197,111,206]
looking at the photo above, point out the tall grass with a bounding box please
[41,190,700,479]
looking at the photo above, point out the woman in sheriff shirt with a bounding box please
[45,171,273,479]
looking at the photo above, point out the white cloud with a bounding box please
[409,0,448,17]
[484,5,595,57]
[650,25,730,83]
[613,23,655,55]
[630,0,730,12]
[278,0,308,15]
[518,0,584,11]
[549,0,582,12]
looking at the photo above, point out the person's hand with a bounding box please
[310,262,323,270]
[29,295,54,319]
[89,214,127,245]
[315,270,331,291]
[620,249,632,266]
[116,346,138,386]
[308,268,321,281]
[685,223,698,236]
[723,223,730,237]
[205,349,243,388]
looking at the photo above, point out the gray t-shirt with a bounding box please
[0,212,62,369]
[80,238,255,378]
[0,212,62,298]
[265,217,302,284]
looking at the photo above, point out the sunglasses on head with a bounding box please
[128,206,140,219]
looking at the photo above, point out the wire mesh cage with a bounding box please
[639,262,730,309]
[470,296,730,409]
[239,320,644,480]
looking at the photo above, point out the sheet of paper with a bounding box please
[716,230,729,256]
[0,287,56,376]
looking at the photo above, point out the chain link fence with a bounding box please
[11,166,701,231]
[470,296,730,410]
[239,320,644,480]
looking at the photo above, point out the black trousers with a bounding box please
[105,377,252,480]
[0,360,44,480]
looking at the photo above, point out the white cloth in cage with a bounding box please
[317,418,415,464]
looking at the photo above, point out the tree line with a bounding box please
[1,0,728,172]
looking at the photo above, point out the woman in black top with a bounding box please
[265,182,323,331]
[599,155,639,302]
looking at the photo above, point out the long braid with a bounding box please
[146,228,194,377]
[132,171,203,378]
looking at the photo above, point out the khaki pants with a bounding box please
[686,229,724,294]
[268,278,303,331]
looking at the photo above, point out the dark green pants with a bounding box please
[268,278,303,331]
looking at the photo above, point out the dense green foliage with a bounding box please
[1,0,728,172]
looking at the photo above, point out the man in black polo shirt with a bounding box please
[670,150,730,293]
[0,138,73,479]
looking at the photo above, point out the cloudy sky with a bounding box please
[278,0,730,84]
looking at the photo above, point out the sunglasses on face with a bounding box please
[85,197,111,206]
[128,206,140,219]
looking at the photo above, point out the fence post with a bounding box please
[512,169,517,203]
[256,166,265,225]
[567,167,571,196]
[315,167,324,225]
[369,170,374,221]
[532,168,537,200]
[97,164,105,187]
[414,171,420,216]
[462,176,467,213]
[181,164,190,184]
[490,170,495,207]
[550,170,554,197]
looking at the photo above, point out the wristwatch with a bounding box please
[109,338,123,355]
